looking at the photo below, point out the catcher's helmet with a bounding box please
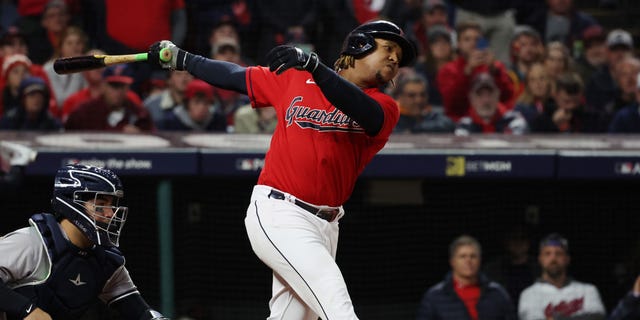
[52,164,127,247]
[341,20,416,67]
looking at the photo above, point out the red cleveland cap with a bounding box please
[102,64,134,85]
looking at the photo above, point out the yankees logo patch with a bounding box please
[285,96,364,132]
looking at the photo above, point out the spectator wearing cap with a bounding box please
[585,29,635,118]
[65,64,153,132]
[392,72,454,133]
[438,21,514,121]
[0,27,28,64]
[410,0,452,63]
[518,233,606,320]
[209,18,241,56]
[416,235,516,320]
[532,72,600,133]
[187,2,252,58]
[43,26,87,115]
[143,70,193,127]
[415,25,455,107]
[60,49,143,123]
[157,79,226,132]
[209,36,250,132]
[455,72,527,135]
[523,0,598,56]
[507,25,544,106]
[609,72,640,133]
[0,76,60,130]
[1,54,32,115]
[574,25,607,85]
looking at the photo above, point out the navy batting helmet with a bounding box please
[52,164,127,247]
[341,20,416,67]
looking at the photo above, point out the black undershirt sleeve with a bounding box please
[184,54,248,94]
[310,63,385,136]
[182,53,384,136]
[109,293,151,320]
[0,280,33,318]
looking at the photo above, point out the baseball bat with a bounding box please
[53,48,173,75]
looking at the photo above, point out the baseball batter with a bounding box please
[149,19,416,320]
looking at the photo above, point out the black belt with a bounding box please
[268,190,340,222]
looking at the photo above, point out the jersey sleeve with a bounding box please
[100,265,139,305]
[0,227,50,287]
[245,66,287,109]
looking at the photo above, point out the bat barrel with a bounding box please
[53,56,106,75]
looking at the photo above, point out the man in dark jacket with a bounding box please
[416,235,516,320]
[609,275,640,320]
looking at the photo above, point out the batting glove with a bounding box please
[266,45,319,75]
[148,40,188,71]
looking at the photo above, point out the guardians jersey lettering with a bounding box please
[246,66,399,206]
[285,96,362,132]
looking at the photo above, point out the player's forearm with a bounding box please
[311,63,384,136]
[109,293,154,320]
[0,280,34,318]
[183,54,248,94]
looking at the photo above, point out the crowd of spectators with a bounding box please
[1,0,639,135]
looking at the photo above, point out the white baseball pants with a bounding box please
[245,185,358,320]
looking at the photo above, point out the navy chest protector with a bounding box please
[14,213,125,320]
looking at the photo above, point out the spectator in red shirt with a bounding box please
[102,0,186,53]
[417,235,515,320]
[437,21,514,121]
[455,72,528,135]
[61,49,142,123]
[65,64,153,132]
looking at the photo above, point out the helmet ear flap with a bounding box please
[344,32,376,57]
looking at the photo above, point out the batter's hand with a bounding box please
[149,40,184,71]
[266,45,319,75]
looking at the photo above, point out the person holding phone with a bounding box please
[437,21,515,122]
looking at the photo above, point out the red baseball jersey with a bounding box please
[246,66,399,206]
